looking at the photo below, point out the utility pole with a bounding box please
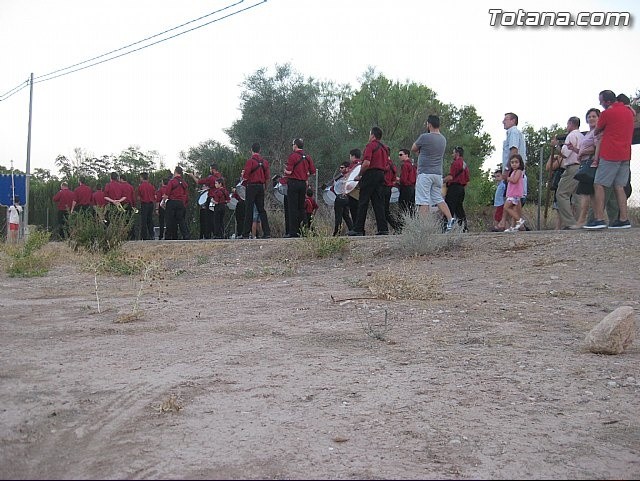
[24,73,33,236]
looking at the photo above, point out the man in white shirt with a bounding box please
[553,116,584,229]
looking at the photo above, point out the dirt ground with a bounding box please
[0,228,639,480]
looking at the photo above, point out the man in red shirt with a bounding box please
[584,89,634,229]
[52,182,75,239]
[104,172,126,209]
[240,143,271,239]
[163,166,190,240]
[137,172,156,240]
[444,146,470,232]
[382,155,401,233]
[92,184,106,208]
[71,177,93,214]
[348,127,389,236]
[397,149,416,215]
[284,138,316,238]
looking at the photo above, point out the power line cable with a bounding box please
[0,79,30,102]
[33,0,245,82]
[33,0,267,84]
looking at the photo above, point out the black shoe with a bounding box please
[347,230,364,236]
[284,233,299,238]
[262,235,271,239]
[376,231,389,235]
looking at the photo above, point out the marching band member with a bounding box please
[163,166,190,240]
[284,138,316,238]
[211,177,230,239]
[240,143,271,239]
[331,161,353,236]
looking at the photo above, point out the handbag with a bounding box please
[551,168,564,191]
[574,159,596,184]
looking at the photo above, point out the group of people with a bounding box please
[544,90,636,230]
[326,116,471,236]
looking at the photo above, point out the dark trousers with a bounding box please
[140,202,154,240]
[242,184,270,237]
[353,169,387,234]
[57,210,69,239]
[445,183,467,231]
[348,195,359,229]
[398,185,415,216]
[199,207,214,239]
[235,200,245,236]
[333,195,353,235]
[213,204,226,238]
[165,200,189,240]
[283,195,290,236]
[287,178,307,236]
[158,207,166,240]
[382,185,402,232]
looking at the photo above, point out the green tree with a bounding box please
[225,63,350,176]
[179,139,243,185]
[113,146,155,174]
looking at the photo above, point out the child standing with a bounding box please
[491,170,506,232]
[304,188,319,230]
[211,178,230,239]
[503,154,526,232]
[7,196,23,244]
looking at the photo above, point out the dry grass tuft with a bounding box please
[115,311,144,323]
[365,267,443,301]
[156,394,182,413]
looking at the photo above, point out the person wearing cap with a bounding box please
[284,138,316,238]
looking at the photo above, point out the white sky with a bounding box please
[1,0,638,178]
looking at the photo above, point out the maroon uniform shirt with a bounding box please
[384,159,397,187]
[104,180,125,204]
[399,159,417,186]
[166,175,189,205]
[92,189,106,207]
[243,154,270,184]
[73,184,93,206]
[363,140,388,171]
[285,150,316,181]
[53,188,75,211]
[137,180,156,203]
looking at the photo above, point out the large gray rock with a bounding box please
[585,306,636,355]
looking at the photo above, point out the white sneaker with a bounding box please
[446,218,456,232]
[515,218,526,229]
[504,226,515,233]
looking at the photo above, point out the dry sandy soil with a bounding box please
[0,228,639,480]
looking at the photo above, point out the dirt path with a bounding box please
[1,229,639,479]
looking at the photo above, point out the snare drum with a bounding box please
[322,186,336,206]
[344,164,361,197]
[235,183,246,201]
[390,186,400,204]
[197,189,209,207]
[228,197,238,210]
[274,180,287,205]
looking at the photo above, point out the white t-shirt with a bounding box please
[8,204,22,224]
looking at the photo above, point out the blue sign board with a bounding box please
[0,174,27,207]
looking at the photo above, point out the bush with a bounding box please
[6,229,51,277]
[395,211,463,257]
[299,225,349,258]
[67,207,134,253]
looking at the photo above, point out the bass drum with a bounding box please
[228,196,238,210]
[197,190,209,207]
[345,164,361,201]
[322,186,336,206]
[390,186,400,204]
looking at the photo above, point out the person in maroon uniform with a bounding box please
[284,138,316,238]
[397,148,416,216]
[303,188,319,230]
[92,184,106,208]
[119,174,137,239]
[104,172,126,210]
[71,177,93,214]
[240,143,271,239]
[155,178,169,240]
[382,155,402,233]
[443,146,470,232]
[348,127,389,236]
[137,172,156,240]
[210,178,230,239]
[347,148,362,226]
[188,163,222,239]
[52,182,75,239]
[163,166,190,240]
